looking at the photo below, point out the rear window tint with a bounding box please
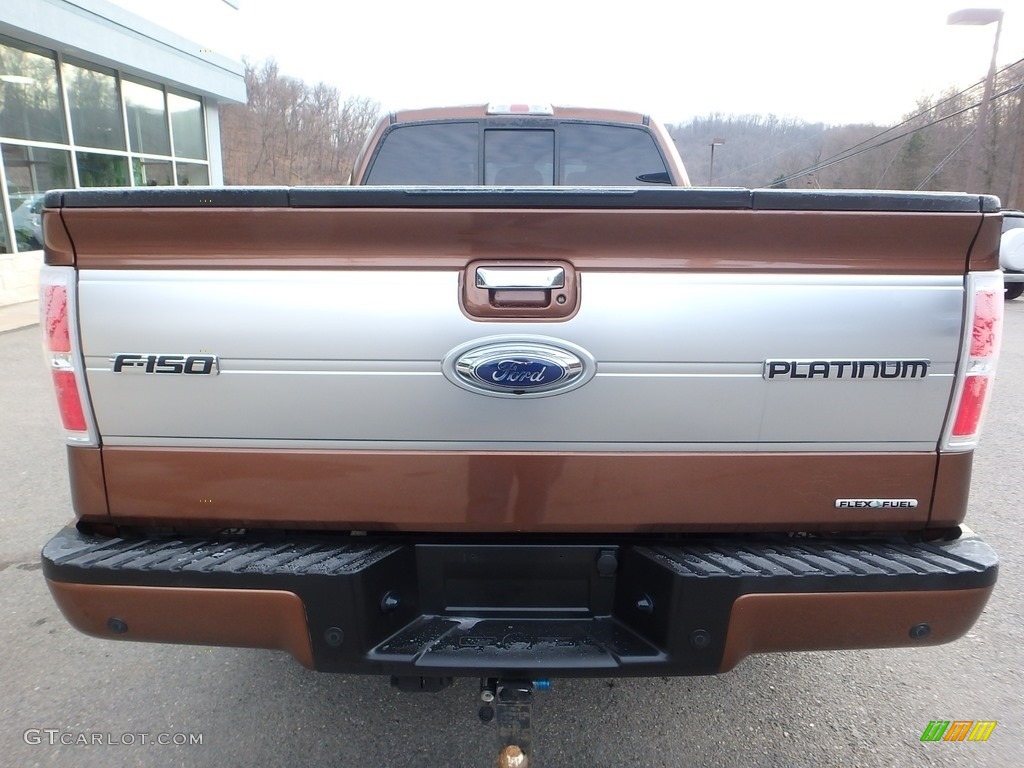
[560,124,668,185]
[484,130,554,185]
[366,122,478,185]
[365,120,669,185]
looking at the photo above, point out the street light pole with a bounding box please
[709,138,724,186]
[948,8,1004,193]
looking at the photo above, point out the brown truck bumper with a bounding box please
[42,526,997,677]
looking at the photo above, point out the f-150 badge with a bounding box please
[112,353,218,375]
[443,337,595,398]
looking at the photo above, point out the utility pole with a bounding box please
[1008,83,1024,209]
[948,8,1004,193]
[708,139,724,186]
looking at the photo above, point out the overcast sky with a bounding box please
[118,0,1022,126]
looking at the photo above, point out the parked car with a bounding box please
[10,192,44,251]
[1002,209,1024,300]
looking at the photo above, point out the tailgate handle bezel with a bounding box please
[475,267,565,290]
[462,260,579,321]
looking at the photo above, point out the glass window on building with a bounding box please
[169,93,206,160]
[63,62,125,151]
[2,144,72,250]
[1,38,213,259]
[0,40,68,144]
[76,152,129,187]
[123,79,170,156]
[176,161,209,186]
[0,199,10,254]
[133,158,172,186]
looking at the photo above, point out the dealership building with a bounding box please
[0,0,245,307]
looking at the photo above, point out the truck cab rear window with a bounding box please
[484,130,554,185]
[365,122,479,185]
[559,123,669,185]
[365,121,670,185]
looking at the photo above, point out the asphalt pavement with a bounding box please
[1,301,1022,768]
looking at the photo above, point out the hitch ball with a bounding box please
[498,744,528,768]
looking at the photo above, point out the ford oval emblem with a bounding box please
[443,337,596,398]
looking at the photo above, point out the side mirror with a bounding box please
[1000,227,1024,271]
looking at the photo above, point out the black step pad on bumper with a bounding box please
[42,527,997,676]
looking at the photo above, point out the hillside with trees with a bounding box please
[671,57,1024,207]
[219,59,379,185]
[671,117,893,190]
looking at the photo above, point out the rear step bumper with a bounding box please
[42,525,997,677]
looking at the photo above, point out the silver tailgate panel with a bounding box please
[79,270,962,450]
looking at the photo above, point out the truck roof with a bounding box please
[389,104,650,125]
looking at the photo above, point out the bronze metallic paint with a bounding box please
[392,105,648,125]
[61,208,982,274]
[969,214,1001,271]
[42,210,75,266]
[67,445,109,519]
[46,580,316,668]
[718,588,993,672]
[929,451,974,527]
[99,447,937,532]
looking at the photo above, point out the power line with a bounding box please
[766,76,1024,187]
[872,134,910,189]
[758,56,1024,187]
[915,130,975,190]
[713,70,994,184]
[715,124,835,183]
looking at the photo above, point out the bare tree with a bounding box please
[669,57,1024,199]
[220,58,380,185]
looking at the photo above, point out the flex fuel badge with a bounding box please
[835,499,919,509]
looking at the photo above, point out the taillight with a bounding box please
[51,366,88,431]
[43,284,70,352]
[943,271,1003,449]
[40,266,96,444]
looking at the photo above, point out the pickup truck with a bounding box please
[40,104,1001,756]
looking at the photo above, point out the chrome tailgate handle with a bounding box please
[463,261,578,320]
[475,267,565,290]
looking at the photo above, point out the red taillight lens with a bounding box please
[51,368,87,431]
[968,290,999,358]
[951,376,989,437]
[43,284,70,353]
[944,273,1003,449]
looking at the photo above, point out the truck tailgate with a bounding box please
[50,188,999,532]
